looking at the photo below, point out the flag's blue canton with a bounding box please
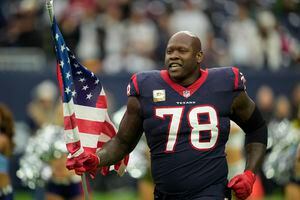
[51,19,101,107]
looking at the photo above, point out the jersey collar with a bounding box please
[160,69,208,98]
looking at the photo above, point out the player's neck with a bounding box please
[175,70,201,87]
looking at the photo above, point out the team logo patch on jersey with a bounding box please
[153,90,166,102]
[183,90,191,98]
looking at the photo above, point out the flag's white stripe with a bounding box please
[68,147,84,158]
[79,133,98,148]
[63,100,107,122]
[64,126,80,143]
[99,133,111,143]
[100,88,106,95]
[105,112,118,132]
[65,130,97,147]
[63,98,75,116]
[65,129,112,147]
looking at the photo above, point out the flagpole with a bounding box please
[45,1,89,199]
[46,0,54,24]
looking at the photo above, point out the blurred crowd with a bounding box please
[1,0,300,199]
[0,0,300,74]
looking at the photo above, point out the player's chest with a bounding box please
[140,87,233,118]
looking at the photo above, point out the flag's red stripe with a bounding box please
[65,146,97,155]
[102,121,117,138]
[97,141,105,148]
[64,116,116,138]
[64,113,78,130]
[66,141,81,154]
[124,155,129,165]
[96,95,107,108]
[83,146,97,153]
[56,63,64,95]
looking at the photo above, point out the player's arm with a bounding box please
[230,91,267,173]
[96,96,144,166]
[228,91,267,199]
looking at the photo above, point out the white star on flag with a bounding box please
[55,33,59,41]
[86,93,93,99]
[65,86,71,94]
[66,72,71,79]
[79,78,86,82]
[61,44,66,52]
[60,60,64,68]
[71,90,76,97]
[82,85,89,90]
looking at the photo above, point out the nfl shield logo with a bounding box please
[183,90,191,98]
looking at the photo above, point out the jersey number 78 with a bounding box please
[155,106,219,152]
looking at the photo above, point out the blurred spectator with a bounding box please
[123,1,158,73]
[76,1,102,61]
[291,83,300,119]
[263,95,300,199]
[46,153,83,200]
[100,1,126,56]
[2,4,43,48]
[274,0,300,40]
[17,125,84,200]
[257,10,282,71]
[0,1,7,29]
[100,1,127,74]
[278,25,300,68]
[26,80,59,133]
[225,3,262,69]
[268,95,292,148]
[168,0,213,50]
[0,103,15,200]
[256,85,275,123]
[285,107,300,200]
[148,1,169,67]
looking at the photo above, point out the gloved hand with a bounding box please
[66,152,100,179]
[227,170,256,200]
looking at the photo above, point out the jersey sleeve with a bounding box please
[127,74,140,97]
[231,67,246,92]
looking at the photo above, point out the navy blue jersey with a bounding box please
[127,67,246,195]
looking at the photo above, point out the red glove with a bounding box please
[101,166,110,176]
[227,170,256,200]
[66,152,89,170]
[66,152,100,179]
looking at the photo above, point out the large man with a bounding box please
[67,31,267,200]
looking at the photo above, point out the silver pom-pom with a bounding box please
[17,125,67,188]
[263,120,300,185]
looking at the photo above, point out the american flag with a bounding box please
[51,18,128,175]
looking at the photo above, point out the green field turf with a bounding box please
[15,190,137,200]
[15,190,283,200]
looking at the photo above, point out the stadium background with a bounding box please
[0,0,299,199]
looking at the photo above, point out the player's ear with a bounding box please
[196,51,203,64]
